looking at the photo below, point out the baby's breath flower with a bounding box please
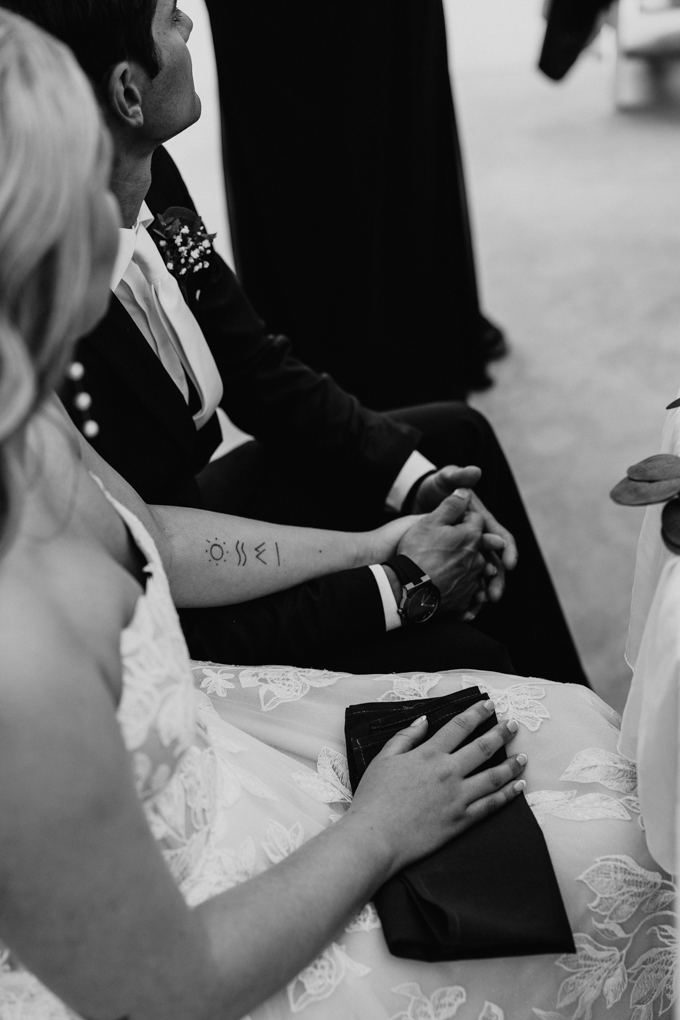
[152,207,216,292]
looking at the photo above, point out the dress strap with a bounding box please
[88,472,161,579]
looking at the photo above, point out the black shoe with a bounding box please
[467,365,494,394]
[479,315,509,363]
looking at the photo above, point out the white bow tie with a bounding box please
[114,208,223,429]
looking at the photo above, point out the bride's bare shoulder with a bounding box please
[0,555,122,716]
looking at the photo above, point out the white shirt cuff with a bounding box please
[368,564,402,631]
[385,451,437,513]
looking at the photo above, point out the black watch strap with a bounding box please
[385,554,431,587]
[384,554,440,625]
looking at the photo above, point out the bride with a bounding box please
[0,11,674,1020]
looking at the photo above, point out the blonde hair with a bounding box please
[0,9,108,526]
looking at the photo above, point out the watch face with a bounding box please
[404,585,440,623]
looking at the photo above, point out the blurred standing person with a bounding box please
[205,0,507,411]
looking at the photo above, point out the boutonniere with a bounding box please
[611,453,680,553]
[152,206,216,293]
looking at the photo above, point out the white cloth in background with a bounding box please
[111,203,223,429]
[620,390,680,874]
[620,555,680,872]
[625,395,680,670]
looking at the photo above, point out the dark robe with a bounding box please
[205,0,495,410]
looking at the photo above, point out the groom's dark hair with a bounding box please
[0,0,160,96]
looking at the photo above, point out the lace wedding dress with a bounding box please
[0,494,675,1020]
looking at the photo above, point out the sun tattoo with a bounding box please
[206,538,227,565]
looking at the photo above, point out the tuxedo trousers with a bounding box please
[192,402,588,686]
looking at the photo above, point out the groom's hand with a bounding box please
[411,465,518,598]
[395,489,487,615]
[411,465,482,514]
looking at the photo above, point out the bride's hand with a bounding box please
[345,700,527,877]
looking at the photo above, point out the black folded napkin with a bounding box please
[345,687,575,961]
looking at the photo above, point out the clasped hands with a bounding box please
[382,465,518,620]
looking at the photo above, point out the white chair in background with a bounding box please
[615,0,680,107]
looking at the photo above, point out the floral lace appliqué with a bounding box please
[389,982,468,1019]
[0,960,78,1020]
[317,746,352,798]
[199,667,236,697]
[477,1005,504,1020]
[262,820,304,864]
[377,673,443,701]
[460,679,550,731]
[388,983,504,1020]
[581,856,665,924]
[236,666,350,711]
[346,903,381,933]
[560,749,637,794]
[182,838,257,908]
[292,746,353,804]
[287,943,370,1013]
[533,855,676,1020]
[542,749,643,828]
[527,790,633,826]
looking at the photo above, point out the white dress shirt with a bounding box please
[110,208,436,629]
[385,450,436,513]
[111,204,223,429]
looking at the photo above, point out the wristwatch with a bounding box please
[384,554,441,624]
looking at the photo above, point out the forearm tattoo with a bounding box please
[206,537,281,567]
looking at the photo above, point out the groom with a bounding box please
[7,0,588,684]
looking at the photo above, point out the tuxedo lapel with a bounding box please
[83,294,197,451]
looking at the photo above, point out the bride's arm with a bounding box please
[0,623,524,1020]
[149,502,413,607]
[63,399,415,606]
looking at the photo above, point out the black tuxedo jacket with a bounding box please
[64,145,419,510]
[61,146,422,661]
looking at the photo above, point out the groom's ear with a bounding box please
[106,61,145,130]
